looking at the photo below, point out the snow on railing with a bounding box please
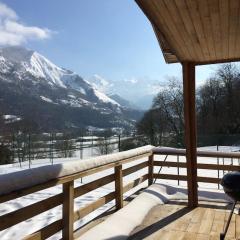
[0,145,155,196]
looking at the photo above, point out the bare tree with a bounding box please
[138,77,184,147]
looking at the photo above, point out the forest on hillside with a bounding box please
[137,64,240,147]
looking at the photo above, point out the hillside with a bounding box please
[0,46,143,133]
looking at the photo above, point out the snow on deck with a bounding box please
[79,183,231,240]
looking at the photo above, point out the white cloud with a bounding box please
[0,2,52,46]
[0,3,17,19]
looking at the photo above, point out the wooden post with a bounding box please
[182,62,198,208]
[114,165,123,209]
[62,181,74,240]
[118,135,121,152]
[148,154,154,186]
[28,134,31,169]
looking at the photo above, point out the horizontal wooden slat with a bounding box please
[154,173,220,184]
[0,193,63,231]
[154,173,187,181]
[23,232,41,240]
[74,174,115,198]
[154,161,240,171]
[123,174,148,193]
[74,191,116,222]
[122,161,148,177]
[197,176,220,183]
[197,163,240,171]
[153,148,240,158]
[24,219,63,240]
[154,161,186,168]
[0,180,60,204]
[0,152,151,203]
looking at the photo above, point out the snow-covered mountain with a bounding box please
[88,74,113,94]
[0,46,143,132]
[87,74,163,110]
[0,46,120,107]
[107,94,139,109]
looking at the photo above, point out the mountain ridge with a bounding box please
[0,46,143,133]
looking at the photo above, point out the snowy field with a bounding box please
[0,145,239,239]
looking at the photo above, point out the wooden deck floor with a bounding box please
[75,191,240,240]
[129,201,240,240]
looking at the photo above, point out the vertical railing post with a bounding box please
[63,181,74,240]
[223,157,225,175]
[28,134,31,168]
[80,136,83,159]
[217,145,220,189]
[148,154,154,186]
[114,164,123,210]
[118,135,121,152]
[177,155,180,186]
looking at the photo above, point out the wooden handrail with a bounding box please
[0,152,152,203]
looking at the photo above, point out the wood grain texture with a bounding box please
[136,0,240,65]
[115,165,123,209]
[62,181,74,240]
[183,62,198,208]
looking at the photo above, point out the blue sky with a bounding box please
[0,0,219,85]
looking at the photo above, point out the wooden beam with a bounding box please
[62,181,74,240]
[25,219,63,240]
[0,193,63,231]
[23,232,41,240]
[148,154,154,186]
[114,165,123,210]
[153,173,220,184]
[182,62,198,208]
[74,174,115,198]
[74,191,116,222]
[123,174,148,193]
[122,161,148,177]
[154,161,240,171]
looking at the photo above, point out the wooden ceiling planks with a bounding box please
[184,0,210,60]
[171,0,204,61]
[160,0,196,61]
[208,0,222,60]
[231,0,240,59]
[151,0,189,60]
[198,0,217,61]
[219,0,229,59]
[136,0,240,65]
[236,1,240,59]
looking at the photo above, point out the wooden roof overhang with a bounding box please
[135,0,240,208]
[136,0,240,65]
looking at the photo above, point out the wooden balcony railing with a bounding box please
[0,146,153,240]
[153,148,240,186]
[0,146,240,240]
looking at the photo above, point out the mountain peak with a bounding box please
[0,46,34,63]
[0,46,122,107]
